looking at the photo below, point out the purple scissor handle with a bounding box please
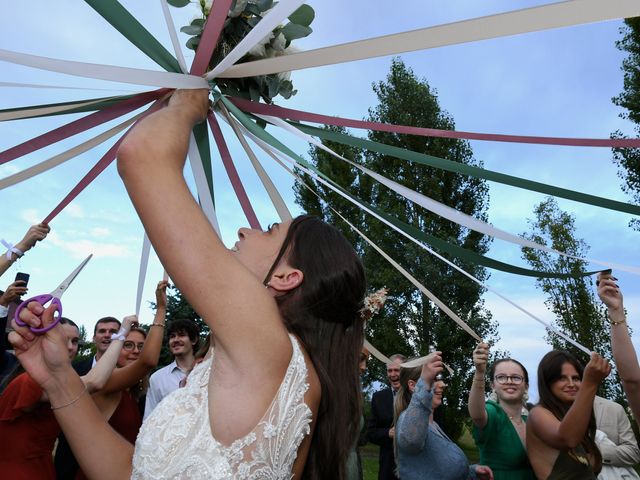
[14,294,63,333]
[14,254,92,334]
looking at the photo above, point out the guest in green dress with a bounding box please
[527,350,610,480]
[468,343,535,480]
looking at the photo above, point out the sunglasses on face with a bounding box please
[494,374,524,385]
[123,341,144,352]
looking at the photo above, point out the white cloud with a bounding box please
[90,227,111,238]
[20,208,41,224]
[65,203,85,219]
[46,231,130,259]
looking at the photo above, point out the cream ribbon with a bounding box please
[0,48,209,89]
[0,97,123,122]
[159,0,189,74]
[0,114,140,190]
[218,106,293,222]
[205,0,306,79]
[218,0,640,78]
[136,233,151,318]
[187,132,221,236]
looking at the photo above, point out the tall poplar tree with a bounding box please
[612,17,640,230]
[295,58,498,438]
[522,198,624,402]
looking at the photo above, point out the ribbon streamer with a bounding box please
[0,96,126,123]
[206,0,306,78]
[1,240,22,260]
[43,96,167,224]
[160,0,189,73]
[191,0,234,76]
[0,48,209,89]
[231,97,640,149]
[0,89,163,165]
[219,106,293,222]
[0,114,139,190]
[0,81,141,93]
[207,112,261,229]
[136,233,151,317]
[218,0,640,78]
[187,131,221,235]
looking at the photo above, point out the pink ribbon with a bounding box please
[208,112,261,229]
[190,0,234,76]
[0,89,167,166]
[43,98,167,223]
[229,97,640,148]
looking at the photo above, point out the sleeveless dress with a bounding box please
[546,446,596,480]
[472,400,535,480]
[131,334,312,479]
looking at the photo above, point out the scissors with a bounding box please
[14,254,92,334]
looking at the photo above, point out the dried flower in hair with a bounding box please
[360,287,389,322]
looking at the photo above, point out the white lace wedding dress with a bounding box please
[131,335,312,479]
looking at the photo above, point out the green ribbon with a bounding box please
[293,122,640,217]
[0,95,137,121]
[193,122,215,204]
[85,0,181,73]
[223,96,592,279]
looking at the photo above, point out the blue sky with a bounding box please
[1,0,639,401]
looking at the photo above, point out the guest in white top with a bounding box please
[144,319,199,419]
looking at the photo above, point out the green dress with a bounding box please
[472,400,536,480]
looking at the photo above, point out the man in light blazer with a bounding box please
[593,395,640,469]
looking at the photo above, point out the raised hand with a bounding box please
[597,271,623,313]
[155,280,169,310]
[420,350,443,386]
[8,301,72,389]
[583,352,611,386]
[16,223,50,252]
[167,89,210,126]
[473,342,490,374]
[121,315,138,333]
[0,280,28,306]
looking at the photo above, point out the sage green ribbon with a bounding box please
[293,122,640,217]
[84,0,181,73]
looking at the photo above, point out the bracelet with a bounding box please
[1,239,24,261]
[51,384,87,410]
[609,317,627,326]
[110,326,129,341]
[150,323,165,328]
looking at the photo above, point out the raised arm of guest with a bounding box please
[598,271,640,421]
[0,223,49,279]
[0,281,29,354]
[99,281,167,394]
[468,341,490,428]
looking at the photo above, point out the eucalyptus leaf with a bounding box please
[266,76,280,99]
[281,23,312,41]
[248,16,261,27]
[180,25,203,35]
[191,18,206,27]
[245,3,262,16]
[229,0,248,17]
[249,85,261,102]
[288,4,314,27]
[186,36,200,51]
[166,0,190,7]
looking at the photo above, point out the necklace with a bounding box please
[509,415,524,426]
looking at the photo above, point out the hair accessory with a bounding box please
[360,287,389,322]
[1,239,23,260]
[51,384,87,410]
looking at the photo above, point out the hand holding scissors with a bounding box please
[14,254,92,334]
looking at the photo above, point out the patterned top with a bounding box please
[131,335,312,479]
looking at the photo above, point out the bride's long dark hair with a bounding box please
[264,215,366,480]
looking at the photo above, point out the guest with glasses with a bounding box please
[73,280,168,480]
[468,343,535,480]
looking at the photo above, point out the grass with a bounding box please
[360,425,480,480]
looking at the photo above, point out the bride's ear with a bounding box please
[267,268,304,293]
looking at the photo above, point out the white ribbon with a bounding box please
[259,115,640,276]
[188,132,221,236]
[0,48,209,89]
[0,114,139,190]
[248,124,592,355]
[135,233,151,318]
[0,97,122,122]
[218,106,293,221]
[218,0,640,78]
[1,239,23,260]
[0,81,141,93]
[205,0,306,79]
[160,0,189,74]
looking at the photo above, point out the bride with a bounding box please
[11,89,366,479]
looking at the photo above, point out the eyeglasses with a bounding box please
[494,374,524,385]
[123,341,144,352]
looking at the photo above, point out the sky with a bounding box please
[1,0,639,402]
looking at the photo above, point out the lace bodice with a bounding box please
[132,335,312,479]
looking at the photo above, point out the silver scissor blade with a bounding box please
[50,254,93,297]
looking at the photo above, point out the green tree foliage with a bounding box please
[75,324,95,363]
[521,198,624,403]
[294,58,498,439]
[612,17,640,230]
